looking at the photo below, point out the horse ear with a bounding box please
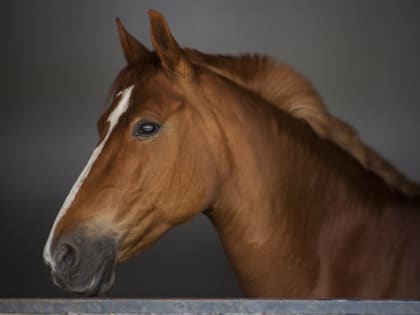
[116,17,149,64]
[148,10,193,78]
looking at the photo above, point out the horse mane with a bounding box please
[186,49,420,197]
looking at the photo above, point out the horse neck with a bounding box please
[203,78,413,297]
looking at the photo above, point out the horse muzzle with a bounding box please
[46,230,116,296]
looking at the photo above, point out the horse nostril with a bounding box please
[54,242,79,274]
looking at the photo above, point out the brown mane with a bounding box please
[186,49,420,197]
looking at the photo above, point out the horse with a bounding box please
[43,10,420,298]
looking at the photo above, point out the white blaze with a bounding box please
[43,85,134,269]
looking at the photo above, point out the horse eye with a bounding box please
[133,120,161,138]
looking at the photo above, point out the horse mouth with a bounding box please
[52,255,115,296]
[79,258,115,296]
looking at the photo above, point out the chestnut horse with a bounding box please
[43,10,420,298]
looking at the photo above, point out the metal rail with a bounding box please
[0,299,419,315]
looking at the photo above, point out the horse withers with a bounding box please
[43,10,420,298]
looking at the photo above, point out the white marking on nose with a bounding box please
[43,85,134,270]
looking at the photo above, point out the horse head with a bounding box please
[43,10,230,296]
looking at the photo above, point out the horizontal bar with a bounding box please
[0,299,419,315]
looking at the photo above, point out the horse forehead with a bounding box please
[129,74,184,113]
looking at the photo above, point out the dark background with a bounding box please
[1,1,419,298]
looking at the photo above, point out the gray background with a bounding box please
[1,1,419,298]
